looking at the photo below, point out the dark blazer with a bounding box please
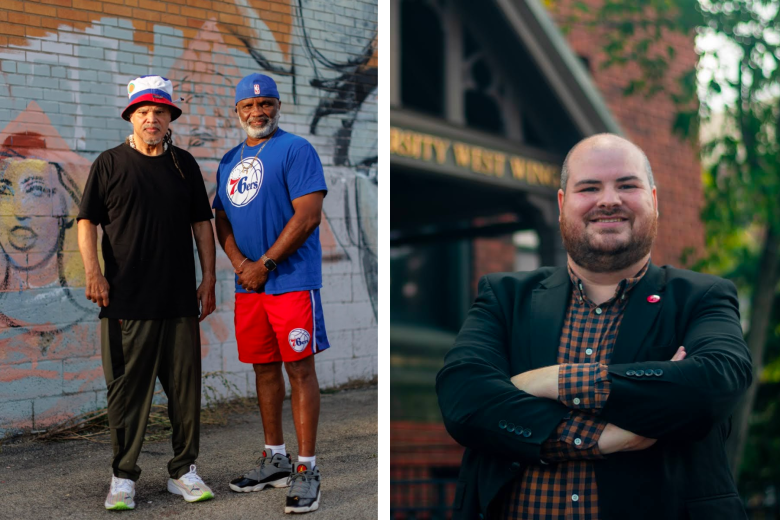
[436,264,753,519]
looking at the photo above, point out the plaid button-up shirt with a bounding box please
[500,261,649,519]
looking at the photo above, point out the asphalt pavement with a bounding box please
[0,387,377,519]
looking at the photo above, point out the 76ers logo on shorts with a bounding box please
[288,328,310,353]
[226,159,263,207]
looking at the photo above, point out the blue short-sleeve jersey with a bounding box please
[213,129,328,294]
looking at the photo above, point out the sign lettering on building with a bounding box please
[390,126,560,189]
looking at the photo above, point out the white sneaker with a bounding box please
[167,464,215,503]
[105,475,136,510]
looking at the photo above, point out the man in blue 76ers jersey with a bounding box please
[213,73,329,514]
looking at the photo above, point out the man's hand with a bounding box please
[236,261,269,292]
[196,276,216,322]
[85,272,110,307]
[510,365,560,400]
[598,423,657,454]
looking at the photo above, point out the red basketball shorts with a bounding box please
[234,289,331,364]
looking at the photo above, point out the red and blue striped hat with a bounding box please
[121,75,182,121]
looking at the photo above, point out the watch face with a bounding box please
[264,258,277,271]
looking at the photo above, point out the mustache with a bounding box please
[585,209,631,220]
[142,123,162,130]
[246,116,269,125]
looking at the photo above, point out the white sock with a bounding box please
[265,444,286,457]
[297,454,316,469]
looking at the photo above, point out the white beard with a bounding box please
[239,111,280,139]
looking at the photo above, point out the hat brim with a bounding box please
[122,95,182,121]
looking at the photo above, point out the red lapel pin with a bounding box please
[647,295,661,303]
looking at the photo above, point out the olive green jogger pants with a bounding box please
[100,317,201,482]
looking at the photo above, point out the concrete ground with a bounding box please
[0,387,377,520]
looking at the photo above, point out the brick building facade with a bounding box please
[0,0,377,435]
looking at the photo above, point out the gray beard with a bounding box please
[240,112,280,139]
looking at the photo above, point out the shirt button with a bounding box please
[572,494,579,502]
[574,438,582,446]
[573,397,581,405]
[585,348,593,356]
[595,308,602,315]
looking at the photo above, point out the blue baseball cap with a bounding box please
[235,73,280,104]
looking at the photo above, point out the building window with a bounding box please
[463,28,505,135]
[400,0,445,117]
[514,230,541,272]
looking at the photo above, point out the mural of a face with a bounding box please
[0,158,62,270]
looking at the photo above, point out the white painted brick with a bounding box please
[352,327,377,359]
[201,342,224,373]
[317,329,351,362]
[334,357,373,386]
[321,274,352,303]
[62,357,104,394]
[0,399,33,433]
[223,340,247,373]
[314,359,335,388]
[323,302,376,331]
[352,273,371,303]
[42,42,73,55]
[33,392,97,429]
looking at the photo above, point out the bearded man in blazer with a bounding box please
[436,134,753,520]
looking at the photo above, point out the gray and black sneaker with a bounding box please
[229,452,292,492]
[285,461,321,514]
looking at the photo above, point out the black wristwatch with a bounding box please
[261,254,277,272]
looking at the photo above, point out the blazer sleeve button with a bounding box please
[635,369,645,376]
[626,370,636,376]
[523,429,532,438]
[499,420,507,429]
[654,369,664,376]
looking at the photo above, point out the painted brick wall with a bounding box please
[0,0,377,435]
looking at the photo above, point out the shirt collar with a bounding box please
[568,259,650,304]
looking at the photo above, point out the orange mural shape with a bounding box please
[3,0,293,62]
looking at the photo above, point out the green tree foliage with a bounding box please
[551,0,780,488]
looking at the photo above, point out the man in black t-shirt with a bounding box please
[77,75,216,511]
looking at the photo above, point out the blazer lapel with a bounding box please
[611,263,667,364]
[530,268,571,368]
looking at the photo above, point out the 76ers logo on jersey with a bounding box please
[226,159,263,207]
[288,328,310,353]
